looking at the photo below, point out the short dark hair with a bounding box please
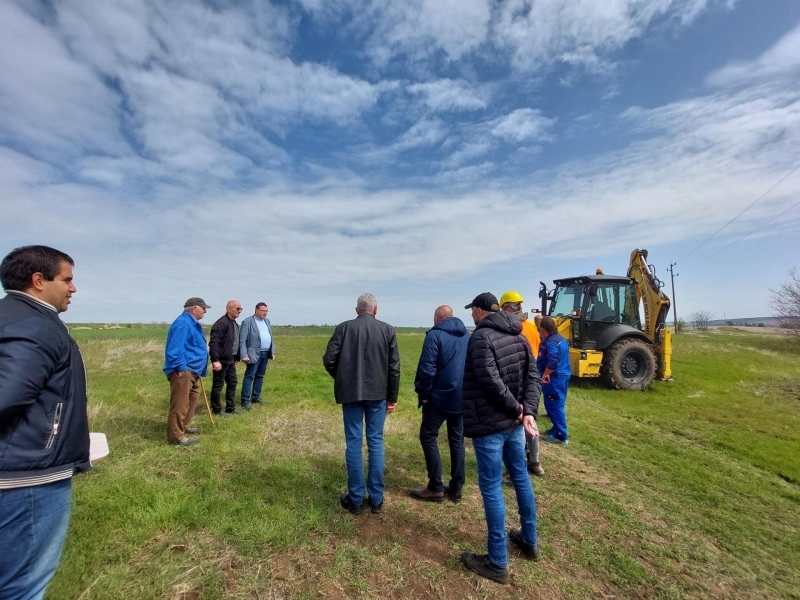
[255,302,267,310]
[0,245,74,292]
[539,316,558,335]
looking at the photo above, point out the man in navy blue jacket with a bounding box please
[163,298,210,446]
[537,316,572,444]
[0,245,89,600]
[411,305,470,503]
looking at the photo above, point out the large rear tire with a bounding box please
[603,338,656,390]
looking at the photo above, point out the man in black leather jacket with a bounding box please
[323,293,400,515]
[209,300,242,416]
[459,292,542,585]
[0,245,90,600]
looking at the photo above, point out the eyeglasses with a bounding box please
[235,308,243,311]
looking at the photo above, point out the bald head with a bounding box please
[533,314,543,328]
[433,305,453,324]
[225,300,242,319]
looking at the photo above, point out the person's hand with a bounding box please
[542,373,551,383]
[386,402,397,414]
[212,361,222,372]
[523,415,539,437]
[177,370,185,378]
[242,356,250,363]
[270,353,276,361]
[421,398,428,404]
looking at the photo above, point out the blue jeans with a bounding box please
[241,351,270,406]
[419,402,465,494]
[472,425,538,567]
[543,377,569,441]
[0,478,72,600]
[342,400,387,506]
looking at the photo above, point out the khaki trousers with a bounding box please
[167,371,200,444]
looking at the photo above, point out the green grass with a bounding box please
[47,327,800,599]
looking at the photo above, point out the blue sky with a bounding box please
[1,0,798,325]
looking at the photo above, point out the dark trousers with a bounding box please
[210,361,237,414]
[419,401,465,494]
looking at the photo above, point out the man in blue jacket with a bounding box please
[164,297,210,446]
[0,245,89,600]
[238,302,275,410]
[537,316,571,444]
[411,305,469,503]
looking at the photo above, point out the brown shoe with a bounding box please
[410,487,445,502]
[528,462,545,477]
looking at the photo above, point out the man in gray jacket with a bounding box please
[238,302,275,410]
[323,293,400,515]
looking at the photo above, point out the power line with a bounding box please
[682,198,800,272]
[676,162,800,264]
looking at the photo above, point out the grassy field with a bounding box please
[47,325,800,599]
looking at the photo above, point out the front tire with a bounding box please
[603,338,656,390]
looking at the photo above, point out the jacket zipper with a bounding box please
[46,403,63,449]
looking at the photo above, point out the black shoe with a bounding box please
[370,501,383,514]
[461,552,509,584]
[178,438,199,447]
[411,487,445,502]
[215,412,231,418]
[251,398,263,404]
[339,493,365,515]
[241,403,252,411]
[225,408,240,415]
[185,427,199,434]
[444,485,462,504]
[508,528,540,561]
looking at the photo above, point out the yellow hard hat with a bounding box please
[499,290,524,306]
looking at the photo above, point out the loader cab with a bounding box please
[545,275,642,349]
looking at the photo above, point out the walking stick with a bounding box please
[198,377,216,427]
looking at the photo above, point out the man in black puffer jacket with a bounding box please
[0,245,90,600]
[460,293,542,585]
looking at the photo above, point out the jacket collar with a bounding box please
[6,290,58,313]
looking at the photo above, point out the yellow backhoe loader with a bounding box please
[538,249,673,390]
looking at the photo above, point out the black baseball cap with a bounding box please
[184,297,211,309]
[465,292,499,312]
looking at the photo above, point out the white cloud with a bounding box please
[0,2,126,159]
[490,109,556,143]
[299,0,721,75]
[492,0,718,71]
[407,79,488,112]
[706,21,800,87]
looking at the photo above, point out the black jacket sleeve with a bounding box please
[387,330,401,404]
[521,352,542,419]
[208,318,224,362]
[323,324,344,378]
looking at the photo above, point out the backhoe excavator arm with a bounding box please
[627,249,672,380]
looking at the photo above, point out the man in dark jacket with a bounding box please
[411,305,469,503]
[0,245,90,600]
[209,300,242,417]
[460,293,542,584]
[323,293,400,515]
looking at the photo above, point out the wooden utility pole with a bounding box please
[669,263,678,334]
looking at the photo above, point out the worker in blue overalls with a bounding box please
[536,316,571,444]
